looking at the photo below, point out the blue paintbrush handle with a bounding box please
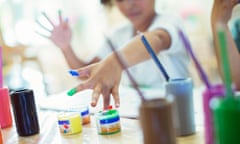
[141,35,170,81]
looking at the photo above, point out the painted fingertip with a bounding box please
[58,10,62,15]
[69,70,79,76]
[108,105,113,110]
[103,105,112,110]
[67,88,77,96]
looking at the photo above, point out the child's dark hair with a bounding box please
[100,0,113,7]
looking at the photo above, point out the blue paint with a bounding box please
[69,70,79,77]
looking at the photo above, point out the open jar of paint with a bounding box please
[68,105,91,125]
[80,106,91,125]
[57,112,82,135]
[95,108,121,135]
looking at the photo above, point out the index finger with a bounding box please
[67,82,93,96]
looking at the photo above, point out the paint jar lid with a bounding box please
[80,107,89,116]
[96,109,119,121]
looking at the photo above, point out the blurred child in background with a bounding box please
[39,0,190,108]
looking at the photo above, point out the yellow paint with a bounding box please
[58,113,82,135]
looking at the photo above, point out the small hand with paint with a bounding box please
[67,55,122,109]
[211,0,239,24]
[36,10,72,52]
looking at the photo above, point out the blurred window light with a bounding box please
[0,0,5,3]
[12,0,22,4]
[15,20,36,45]
[3,28,18,47]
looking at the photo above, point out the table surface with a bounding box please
[1,110,204,144]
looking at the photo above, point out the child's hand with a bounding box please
[211,0,239,24]
[36,10,72,52]
[68,55,122,109]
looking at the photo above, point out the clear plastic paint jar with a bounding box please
[80,107,91,125]
[69,105,91,125]
[202,84,225,144]
[211,97,240,144]
[165,78,195,136]
[140,98,176,144]
[58,112,82,135]
[95,109,121,135]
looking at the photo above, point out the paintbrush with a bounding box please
[105,36,146,102]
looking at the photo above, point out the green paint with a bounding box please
[67,88,77,96]
[211,97,240,144]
